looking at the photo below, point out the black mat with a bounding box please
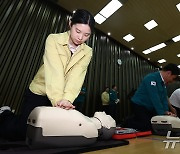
[0,139,129,154]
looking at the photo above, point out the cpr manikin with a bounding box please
[151,115,180,136]
[26,107,116,148]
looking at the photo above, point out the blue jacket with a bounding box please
[131,71,168,115]
[109,90,118,105]
[74,87,86,103]
[29,32,92,106]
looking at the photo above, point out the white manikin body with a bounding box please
[151,115,180,135]
[26,107,116,148]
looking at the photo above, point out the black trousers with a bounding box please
[109,104,117,121]
[0,89,52,141]
[125,103,156,131]
[102,105,109,115]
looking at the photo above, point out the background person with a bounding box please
[73,87,86,113]
[126,63,179,131]
[109,85,119,120]
[101,87,110,114]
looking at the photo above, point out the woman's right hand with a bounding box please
[55,99,75,110]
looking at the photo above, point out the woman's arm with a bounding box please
[43,34,66,106]
[63,48,92,103]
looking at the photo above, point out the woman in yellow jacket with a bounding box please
[0,9,95,140]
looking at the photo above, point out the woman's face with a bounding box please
[69,23,91,47]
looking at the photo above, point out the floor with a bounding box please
[83,135,180,154]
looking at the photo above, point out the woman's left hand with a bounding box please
[56,99,75,110]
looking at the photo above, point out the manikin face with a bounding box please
[69,23,91,47]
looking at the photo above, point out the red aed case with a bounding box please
[112,127,152,140]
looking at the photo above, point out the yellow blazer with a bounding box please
[101,92,110,105]
[29,31,92,106]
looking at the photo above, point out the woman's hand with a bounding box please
[56,99,75,110]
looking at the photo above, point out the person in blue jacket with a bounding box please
[128,63,180,131]
[73,87,86,113]
[109,85,119,120]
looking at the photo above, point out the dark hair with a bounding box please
[162,63,180,75]
[112,85,116,89]
[105,86,109,90]
[70,9,95,32]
